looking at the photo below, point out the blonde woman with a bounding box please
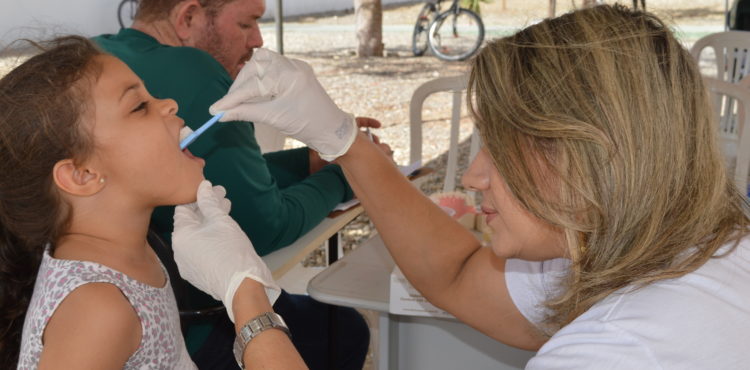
[174,4,750,369]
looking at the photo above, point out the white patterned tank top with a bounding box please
[17,249,196,369]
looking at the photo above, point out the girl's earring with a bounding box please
[99,177,105,184]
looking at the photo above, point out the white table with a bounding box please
[308,233,535,370]
[263,205,364,280]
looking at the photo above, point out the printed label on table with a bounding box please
[389,266,454,318]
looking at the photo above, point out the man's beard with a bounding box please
[195,21,250,79]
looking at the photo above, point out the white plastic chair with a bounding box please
[409,74,480,193]
[690,31,750,83]
[704,77,750,194]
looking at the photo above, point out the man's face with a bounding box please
[195,0,265,79]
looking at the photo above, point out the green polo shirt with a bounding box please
[93,28,353,353]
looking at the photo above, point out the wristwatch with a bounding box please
[233,311,291,369]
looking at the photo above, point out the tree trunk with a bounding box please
[548,0,556,18]
[355,0,384,57]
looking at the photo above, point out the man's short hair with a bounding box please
[136,0,236,22]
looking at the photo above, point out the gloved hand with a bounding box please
[210,48,357,161]
[172,180,281,322]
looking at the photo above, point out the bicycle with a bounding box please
[118,0,139,29]
[412,0,485,62]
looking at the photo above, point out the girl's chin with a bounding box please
[173,177,205,205]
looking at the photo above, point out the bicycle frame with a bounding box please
[430,0,461,13]
[431,0,463,38]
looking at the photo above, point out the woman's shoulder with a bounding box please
[543,237,750,369]
[592,234,750,329]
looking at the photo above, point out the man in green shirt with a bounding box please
[94,0,374,368]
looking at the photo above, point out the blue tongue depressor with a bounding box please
[180,112,225,150]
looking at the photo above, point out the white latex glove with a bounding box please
[209,48,356,161]
[172,180,281,322]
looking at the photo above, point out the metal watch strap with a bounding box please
[232,311,291,369]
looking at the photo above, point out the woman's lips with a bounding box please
[481,206,498,224]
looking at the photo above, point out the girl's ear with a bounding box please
[53,159,106,196]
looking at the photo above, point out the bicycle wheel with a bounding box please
[428,8,485,61]
[118,0,139,29]
[412,3,438,56]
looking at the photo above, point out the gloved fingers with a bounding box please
[173,203,202,228]
[210,85,267,118]
[212,99,277,125]
[219,197,232,214]
[211,52,279,116]
[289,57,315,76]
[196,180,235,220]
[211,184,227,199]
[210,185,232,213]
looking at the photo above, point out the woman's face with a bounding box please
[87,55,205,206]
[462,148,565,260]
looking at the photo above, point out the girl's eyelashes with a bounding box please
[132,101,148,113]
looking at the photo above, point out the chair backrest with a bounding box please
[409,74,479,193]
[690,31,750,83]
[704,77,750,194]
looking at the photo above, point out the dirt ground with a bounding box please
[291,0,727,26]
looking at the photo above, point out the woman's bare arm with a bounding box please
[233,279,308,370]
[337,134,545,349]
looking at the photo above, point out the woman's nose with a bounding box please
[461,150,491,191]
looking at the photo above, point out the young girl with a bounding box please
[0,36,205,368]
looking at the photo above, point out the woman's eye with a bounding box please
[132,101,148,113]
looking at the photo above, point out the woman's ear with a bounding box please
[172,0,207,42]
[53,159,106,196]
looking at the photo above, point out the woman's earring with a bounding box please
[99,177,105,184]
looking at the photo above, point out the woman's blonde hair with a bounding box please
[468,4,750,331]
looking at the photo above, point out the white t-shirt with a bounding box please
[505,236,750,370]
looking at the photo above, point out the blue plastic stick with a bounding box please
[180,112,225,150]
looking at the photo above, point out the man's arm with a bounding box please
[339,134,546,350]
[38,283,141,369]
[263,147,310,188]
